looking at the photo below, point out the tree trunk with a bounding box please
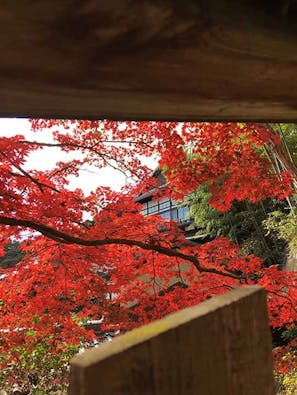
[265,123,297,192]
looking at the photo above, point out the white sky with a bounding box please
[0,118,157,194]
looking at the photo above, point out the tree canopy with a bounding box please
[0,121,296,391]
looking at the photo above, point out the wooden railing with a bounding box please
[69,286,274,395]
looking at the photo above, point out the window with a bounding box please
[160,210,171,220]
[141,198,190,223]
[177,206,189,221]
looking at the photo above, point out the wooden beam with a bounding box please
[69,286,274,395]
[0,1,296,120]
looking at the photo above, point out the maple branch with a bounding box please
[20,140,148,180]
[1,151,59,193]
[9,171,60,193]
[20,140,154,148]
[0,215,241,280]
[267,289,297,314]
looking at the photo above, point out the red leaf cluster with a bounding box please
[0,121,296,373]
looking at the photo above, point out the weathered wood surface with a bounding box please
[0,1,297,121]
[69,286,274,395]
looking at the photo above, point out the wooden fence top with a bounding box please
[69,286,274,395]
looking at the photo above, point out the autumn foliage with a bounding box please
[0,121,296,382]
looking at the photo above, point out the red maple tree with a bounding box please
[0,121,296,377]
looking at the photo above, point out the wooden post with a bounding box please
[69,286,274,395]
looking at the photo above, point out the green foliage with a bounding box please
[281,326,297,343]
[264,211,297,255]
[0,242,25,269]
[0,341,79,394]
[282,370,297,394]
[275,370,297,395]
[187,185,287,266]
[270,123,297,166]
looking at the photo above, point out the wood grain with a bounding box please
[69,286,274,395]
[0,1,296,120]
